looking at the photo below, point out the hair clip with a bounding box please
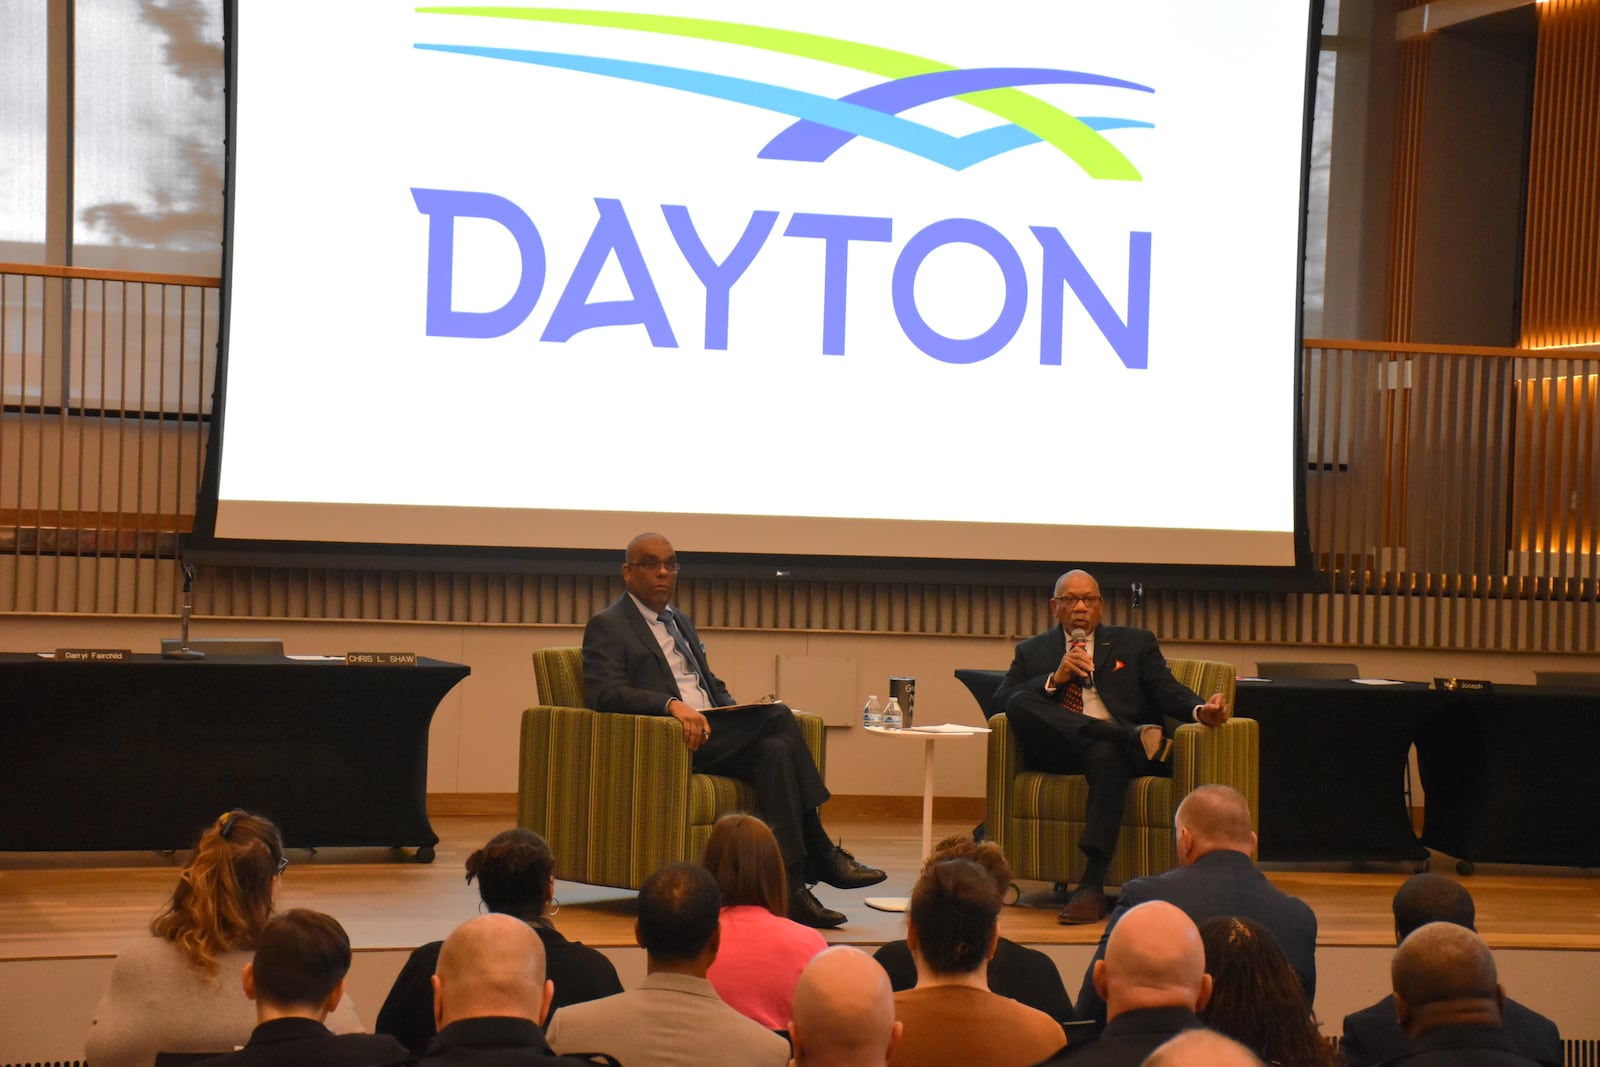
[219,811,240,839]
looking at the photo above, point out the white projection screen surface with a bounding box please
[208,1,1319,577]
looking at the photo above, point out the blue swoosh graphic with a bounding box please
[760,66,1152,163]
[415,43,1148,170]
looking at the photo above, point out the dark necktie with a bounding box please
[661,611,709,691]
[1059,676,1085,714]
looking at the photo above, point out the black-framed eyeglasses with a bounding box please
[627,557,681,573]
[1052,595,1103,606]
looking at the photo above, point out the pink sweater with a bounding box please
[706,905,828,1030]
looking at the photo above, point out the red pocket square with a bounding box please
[1115,660,1125,671]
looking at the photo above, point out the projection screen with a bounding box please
[200,0,1321,581]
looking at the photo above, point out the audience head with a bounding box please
[1094,901,1210,1020]
[1143,1028,1266,1067]
[920,833,1013,898]
[1392,873,1475,942]
[703,813,788,917]
[466,828,557,924]
[151,809,286,972]
[906,858,1002,977]
[1051,569,1104,633]
[790,947,902,1067]
[1174,785,1257,864]
[636,862,722,969]
[623,531,678,612]
[1198,916,1329,1067]
[1391,922,1503,1039]
[242,909,351,1019]
[433,913,553,1030]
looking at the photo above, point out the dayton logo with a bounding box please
[409,7,1156,368]
[414,7,1154,177]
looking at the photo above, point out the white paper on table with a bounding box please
[1351,678,1404,685]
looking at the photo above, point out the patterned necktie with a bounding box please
[1060,676,1085,714]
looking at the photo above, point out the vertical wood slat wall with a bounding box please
[1522,0,1600,349]
[3,260,1599,655]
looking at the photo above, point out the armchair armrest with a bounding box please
[1170,716,1259,831]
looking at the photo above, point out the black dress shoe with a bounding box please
[806,843,888,890]
[789,885,847,928]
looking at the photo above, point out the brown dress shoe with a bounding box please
[1057,884,1109,924]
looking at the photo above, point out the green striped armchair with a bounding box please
[985,658,1258,888]
[518,646,827,891]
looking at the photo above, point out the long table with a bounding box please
[0,653,469,860]
[1239,678,1600,868]
[1235,678,1436,863]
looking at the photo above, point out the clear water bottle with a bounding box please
[862,694,883,729]
[882,696,903,730]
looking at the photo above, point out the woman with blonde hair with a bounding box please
[84,809,362,1066]
[702,812,828,1030]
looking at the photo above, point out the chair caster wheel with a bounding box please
[415,845,436,864]
[1456,860,1475,876]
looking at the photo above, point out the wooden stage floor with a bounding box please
[5,814,1600,961]
[5,814,1600,1061]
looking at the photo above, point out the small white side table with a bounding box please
[862,724,989,912]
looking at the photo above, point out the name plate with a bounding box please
[55,648,133,662]
[1433,677,1493,692]
[346,651,418,666]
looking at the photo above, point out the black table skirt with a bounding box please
[0,653,468,854]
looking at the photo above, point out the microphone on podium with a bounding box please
[164,561,205,660]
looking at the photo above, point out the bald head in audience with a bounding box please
[1142,1028,1265,1067]
[1173,784,1257,865]
[789,947,901,1067]
[1092,901,1212,1021]
[432,913,555,1031]
[1391,921,1504,1040]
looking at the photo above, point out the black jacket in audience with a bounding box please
[1340,995,1559,1067]
[197,1016,408,1067]
[377,924,623,1062]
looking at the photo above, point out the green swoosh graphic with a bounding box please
[416,6,1142,180]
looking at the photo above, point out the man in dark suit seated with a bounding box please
[1340,874,1560,1067]
[1037,901,1209,1066]
[994,569,1230,924]
[201,909,407,1066]
[1072,785,1317,1029]
[581,532,885,928]
[1381,923,1544,1066]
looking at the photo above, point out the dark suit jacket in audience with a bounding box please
[419,1017,617,1066]
[1340,995,1559,1067]
[1074,849,1318,1025]
[873,937,1074,1023]
[376,924,623,1061]
[197,1017,408,1067]
[1034,1006,1202,1066]
[1381,1022,1544,1066]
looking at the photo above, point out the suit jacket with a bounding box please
[1381,1023,1544,1066]
[376,924,624,1062]
[197,1017,407,1067]
[583,595,736,714]
[419,1016,616,1066]
[545,972,790,1067]
[1036,1006,1202,1066]
[1341,995,1559,1067]
[994,624,1201,731]
[1074,849,1318,1026]
[873,937,1075,1024]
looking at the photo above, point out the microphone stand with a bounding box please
[163,562,205,660]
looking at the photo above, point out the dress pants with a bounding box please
[692,702,830,869]
[1003,690,1169,859]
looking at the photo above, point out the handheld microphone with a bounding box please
[1069,628,1095,690]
